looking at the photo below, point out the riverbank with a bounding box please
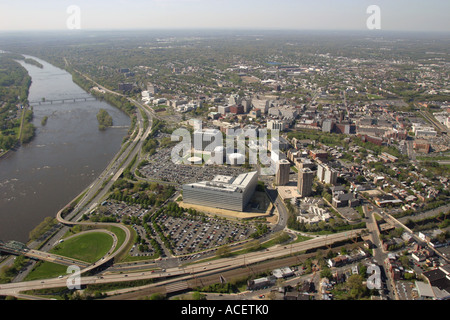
[0,53,34,156]
[0,55,131,243]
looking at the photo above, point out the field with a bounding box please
[54,231,114,263]
[24,232,114,281]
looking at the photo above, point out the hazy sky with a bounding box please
[0,0,449,32]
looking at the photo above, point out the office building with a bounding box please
[230,105,244,114]
[322,119,334,133]
[182,171,258,212]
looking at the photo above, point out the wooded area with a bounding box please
[0,55,33,151]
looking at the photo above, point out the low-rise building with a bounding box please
[332,191,360,208]
[247,276,276,290]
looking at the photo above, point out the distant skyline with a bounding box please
[0,0,449,33]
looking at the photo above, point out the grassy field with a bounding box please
[24,261,67,281]
[24,232,114,281]
[53,232,114,263]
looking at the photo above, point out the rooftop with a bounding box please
[184,171,258,193]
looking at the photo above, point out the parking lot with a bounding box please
[396,281,417,300]
[139,147,249,186]
[156,213,259,257]
[100,201,149,219]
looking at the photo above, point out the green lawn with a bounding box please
[52,232,114,263]
[24,232,114,281]
[106,226,127,254]
[24,261,67,281]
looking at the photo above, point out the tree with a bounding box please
[191,292,207,300]
[216,245,231,258]
[244,239,261,252]
[320,267,333,280]
[346,274,369,299]
[96,108,113,130]
[146,293,166,300]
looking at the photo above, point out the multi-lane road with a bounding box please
[0,228,363,298]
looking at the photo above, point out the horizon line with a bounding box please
[1,27,449,35]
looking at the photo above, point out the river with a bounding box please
[0,55,130,243]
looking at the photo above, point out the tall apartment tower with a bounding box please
[324,168,338,185]
[275,159,291,186]
[297,168,314,197]
[317,163,338,186]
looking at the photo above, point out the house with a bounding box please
[298,281,314,294]
[401,232,414,244]
[364,239,374,249]
[412,247,434,262]
[382,238,404,251]
[392,267,402,280]
[327,255,350,268]
[272,267,295,279]
[385,256,403,280]
[412,252,426,262]
[284,292,310,300]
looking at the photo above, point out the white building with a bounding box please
[182,171,259,212]
[193,129,223,152]
[267,119,286,131]
[317,163,338,185]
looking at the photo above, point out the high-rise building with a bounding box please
[317,163,338,186]
[324,167,338,185]
[275,159,291,186]
[317,163,326,182]
[297,168,314,197]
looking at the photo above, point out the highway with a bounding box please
[0,228,363,297]
[418,108,450,135]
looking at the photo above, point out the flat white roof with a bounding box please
[185,171,257,193]
[213,175,234,184]
[415,281,435,298]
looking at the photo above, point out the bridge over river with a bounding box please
[29,96,98,106]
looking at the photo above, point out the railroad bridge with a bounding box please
[0,240,29,255]
[29,96,97,106]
